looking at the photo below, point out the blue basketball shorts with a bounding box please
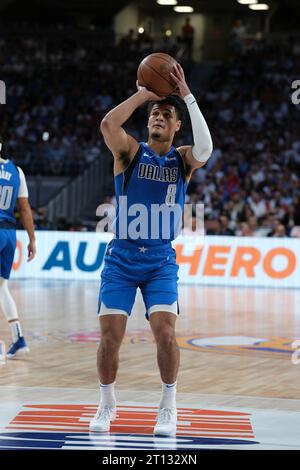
[98,239,179,320]
[0,229,17,280]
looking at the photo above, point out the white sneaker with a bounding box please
[89,405,117,432]
[153,407,177,437]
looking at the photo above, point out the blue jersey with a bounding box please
[0,160,20,224]
[114,142,187,246]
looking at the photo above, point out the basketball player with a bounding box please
[90,63,213,436]
[0,142,36,358]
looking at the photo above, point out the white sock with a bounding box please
[100,381,116,409]
[0,278,23,343]
[9,320,23,342]
[0,278,19,324]
[160,381,177,409]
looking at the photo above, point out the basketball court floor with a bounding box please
[0,279,300,450]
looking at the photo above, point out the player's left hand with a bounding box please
[27,240,36,262]
[170,63,191,99]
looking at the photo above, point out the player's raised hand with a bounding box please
[170,63,191,99]
[136,80,165,101]
[27,240,36,262]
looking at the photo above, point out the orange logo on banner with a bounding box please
[175,244,297,279]
[12,240,22,271]
[175,244,202,275]
[263,248,296,279]
[231,247,261,278]
[203,246,230,276]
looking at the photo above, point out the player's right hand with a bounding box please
[136,80,165,101]
[170,63,191,99]
[27,240,36,262]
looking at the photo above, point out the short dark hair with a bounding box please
[147,95,185,122]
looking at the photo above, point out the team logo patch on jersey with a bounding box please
[165,156,177,161]
[0,404,258,449]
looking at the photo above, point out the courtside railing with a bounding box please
[47,153,112,223]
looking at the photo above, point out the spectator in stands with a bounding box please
[219,215,235,236]
[119,28,136,59]
[247,191,267,219]
[290,196,300,237]
[181,17,194,63]
[230,19,246,54]
[271,224,287,238]
[238,222,253,237]
[45,138,66,176]
[206,218,222,236]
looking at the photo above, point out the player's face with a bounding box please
[147,104,181,141]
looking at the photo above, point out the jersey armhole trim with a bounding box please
[175,149,188,183]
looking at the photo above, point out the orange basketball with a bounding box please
[137,52,178,97]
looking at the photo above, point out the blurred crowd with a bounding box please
[187,38,300,238]
[0,28,182,177]
[1,26,300,237]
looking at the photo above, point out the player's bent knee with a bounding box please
[155,327,177,348]
[100,334,122,352]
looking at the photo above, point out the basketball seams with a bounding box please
[148,53,176,66]
[139,68,161,95]
[138,63,174,95]
[138,67,148,87]
[144,62,176,92]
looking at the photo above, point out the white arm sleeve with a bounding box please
[17,167,29,198]
[184,93,213,163]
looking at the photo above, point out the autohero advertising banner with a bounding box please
[12,231,300,288]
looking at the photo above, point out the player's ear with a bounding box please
[147,114,151,130]
[175,120,182,133]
